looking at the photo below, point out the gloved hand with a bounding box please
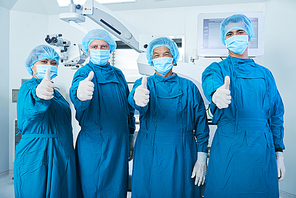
[191,152,207,186]
[36,68,54,100]
[212,76,231,109]
[276,152,286,181]
[77,71,94,101]
[128,134,135,161]
[134,75,149,107]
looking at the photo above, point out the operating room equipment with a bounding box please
[59,0,153,53]
[45,34,88,68]
[189,49,199,64]
[45,34,71,48]
[57,0,209,104]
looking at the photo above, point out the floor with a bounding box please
[0,170,130,198]
[0,170,294,198]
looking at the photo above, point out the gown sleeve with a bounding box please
[17,80,52,130]
[192,83,210,153]
[202,62,224,102]
[120,71,136,135]
[267,71,285,151]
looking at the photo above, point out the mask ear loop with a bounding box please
[31,64,38,79]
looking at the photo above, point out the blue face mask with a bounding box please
[225,35,249,55]
[90,49,111,65]
[152,57,174,75]
[35,65,58,79]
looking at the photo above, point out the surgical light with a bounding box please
[56,0,71,7]
[56,0,87,7]
[57,0,136,6]
[96,0,136,4]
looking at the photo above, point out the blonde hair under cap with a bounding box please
[25,45,60,76]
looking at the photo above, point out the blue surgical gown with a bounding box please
[69,62,135,198]
[128,73,209,198]
[14,77,77,198]
[202,56,285,198]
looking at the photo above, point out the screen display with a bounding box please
[197,12,264,57]
[202,18,258,49]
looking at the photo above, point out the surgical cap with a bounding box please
[25,45,60,76]
[82,29,117,55]
[146,37,179,66]
[220,14,254,45]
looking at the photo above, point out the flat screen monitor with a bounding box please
[197,12,264,57]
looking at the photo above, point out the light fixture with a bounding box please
[56,0,88,7]
[56,0,71,7]
[74,0,87,4]
[57,0,136,7]
[96,0,136,4]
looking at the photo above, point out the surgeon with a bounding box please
[128,37,209,198]
[69,29,135,198]
[202,14,286,197]
[14,45,77,198]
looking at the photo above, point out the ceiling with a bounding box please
[0,0,269,15]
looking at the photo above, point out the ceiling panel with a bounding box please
[0,0,18,10]
[1,0,270,15]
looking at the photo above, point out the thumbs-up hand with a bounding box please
[212,76,231,109]
[134,75,150,107]
[36,68,54,100]
[77,71,95,101]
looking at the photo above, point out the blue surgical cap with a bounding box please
[146,37,179,66]
[220,14,254,45]
[25,45,60,76]
[82,29,117,55]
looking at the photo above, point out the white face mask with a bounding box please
[90,49,110,65]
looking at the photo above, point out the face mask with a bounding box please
[225,35,249,55]
[35,65,58,79]
[90,49,110,65]
[152,57,174,75]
